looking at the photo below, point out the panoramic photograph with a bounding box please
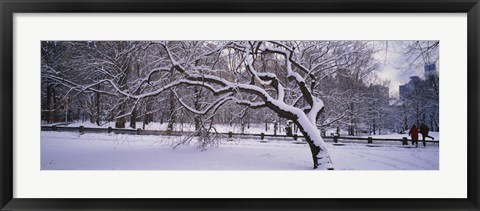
[40,40,439,170]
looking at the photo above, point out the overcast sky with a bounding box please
[373,41,437,98]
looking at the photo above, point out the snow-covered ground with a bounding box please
[41,131,439,170]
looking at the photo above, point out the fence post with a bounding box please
[108,127,113,133]
[402,137,408,145]
[261,133,265,140]
[333,135,338,143]
[228,132,233,138]
[136,128,142,135]
[79,126,84,134]
[52,125,57,131]
[368,137,373,144]
[293,134,298,141]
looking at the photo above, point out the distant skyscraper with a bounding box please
[399,76,421,99]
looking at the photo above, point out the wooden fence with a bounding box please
[41,125,439,145]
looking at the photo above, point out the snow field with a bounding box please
[41,131,439,170]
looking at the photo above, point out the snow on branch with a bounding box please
[235,99,267,109]
[244,45,285,102]
[173,91,234,116]
[263,42,315,107]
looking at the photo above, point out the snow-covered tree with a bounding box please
[43,40,385,170]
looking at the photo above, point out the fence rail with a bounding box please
[41,125,439,145]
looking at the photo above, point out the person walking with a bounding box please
[409,124,420,147]
[419,123,435,147]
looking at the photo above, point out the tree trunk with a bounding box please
[52,87,57,122]
[145,98,153,124]
[89,114,95,124]
[130,106,137,129]
[194,88,201,131]
[45,84,53,123]
[415,104,420,127]
[348,102,355,136]
[167,91,176,131]
[115,61,130,128]
[274,122,277,135]
[246,111,250,129]
[115,103,126,128]
[95,84,100,126]
[403,105,408,131]
[143,103,150,128]
[294,115,334,170]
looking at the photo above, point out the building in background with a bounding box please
[399,76,421,99]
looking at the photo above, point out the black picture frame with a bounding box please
[1,0,479,210]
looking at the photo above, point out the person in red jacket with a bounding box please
[409,125,420,147]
